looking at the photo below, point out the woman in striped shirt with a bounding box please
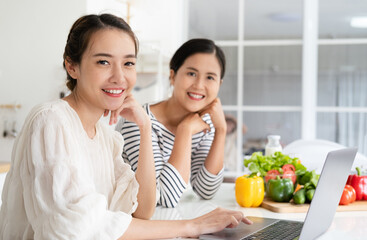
[117,39,227,208]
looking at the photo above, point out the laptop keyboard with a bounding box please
[241,220,303,240]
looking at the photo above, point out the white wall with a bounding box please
[0,0,87,162]
[0,0,184,162]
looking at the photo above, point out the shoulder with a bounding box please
[26,100,71,131]
[17,100,77,153]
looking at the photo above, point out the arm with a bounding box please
[168,99,225,184]
[121,119,189,208]
[119,207,253,240]
[167,113,210,183]
[139,113,208,208]
[190,98,226,199]
[190,116,224,199]
[156,100,226,203]
[152,114,209,207]
[132,120,156,219]
[200,98,227,175]
[112,97,156,219]
[203,123,226,173]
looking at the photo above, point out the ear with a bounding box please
[64,59,79,80]
[220,79,223,85]
[169,69,175,86]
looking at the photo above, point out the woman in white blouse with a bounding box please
[0,14,251,239]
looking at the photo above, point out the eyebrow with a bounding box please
[186,67,218,77]
[92,53,136,58]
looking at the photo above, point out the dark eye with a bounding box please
[125,61,135,66]
[207,76,215,80]
[97,60,109,65]
[188,72,196,77]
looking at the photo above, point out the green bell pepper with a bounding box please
[267,176,294,202]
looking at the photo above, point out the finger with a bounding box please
[117,97,138,115]
[103,109,109,117]
[226,223,235,228]
[227,210,247,224]
[109,113,114,125]
[241,217,253,225]
[227,215,239,228]
[114,110,120,124]
[109,110,118,125]
[198,105,213,116]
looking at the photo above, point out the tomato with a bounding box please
[282,164,296,172]
[265,169,280,183]
[282,170,296,185]
[339,185,356,205]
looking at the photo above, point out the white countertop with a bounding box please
[152,183,367,240]
[0,174,365,239]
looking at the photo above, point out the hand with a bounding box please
[178,113,210,135]
[187,207,253,238]
[200,98,227,133]
[105,93,150,127]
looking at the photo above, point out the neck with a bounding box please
[63,92,103,138]
[162,98,191,127]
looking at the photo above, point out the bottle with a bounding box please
[265,135,282,156]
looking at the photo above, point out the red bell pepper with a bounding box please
[347,167,367,201]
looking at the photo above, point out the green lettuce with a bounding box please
[244,151,307,177]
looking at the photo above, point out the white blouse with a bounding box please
[0,100,139,240]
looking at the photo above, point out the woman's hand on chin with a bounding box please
[178,113,210,135]
[106,93,150,127]
[199,98,227,133]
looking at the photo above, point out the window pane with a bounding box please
[245,0,303,40]
[218,47,238,105]
[243,46,302,106]
[318,45,367,107]
[317,112,367,155]
[319,0,367,38]
[243,112,301,155]
[188,0,238,40]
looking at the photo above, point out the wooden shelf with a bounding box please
[0,162,10,174]
[0,104,21,110]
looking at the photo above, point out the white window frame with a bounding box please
[186,0,367,177]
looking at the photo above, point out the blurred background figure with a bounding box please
[224,114,247,172]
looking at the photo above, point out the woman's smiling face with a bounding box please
[71,28,137,112]
[170,53,222,113]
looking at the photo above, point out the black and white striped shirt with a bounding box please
[116,103,224,208]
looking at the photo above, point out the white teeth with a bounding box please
[104,89,123,94]
[188,92,204,99]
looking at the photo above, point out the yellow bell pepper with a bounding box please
[235,174,265,207]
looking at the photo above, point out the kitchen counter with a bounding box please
[152,183,367,240]
[0,162,10,174]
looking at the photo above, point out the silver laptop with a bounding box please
[200,147,358,240]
